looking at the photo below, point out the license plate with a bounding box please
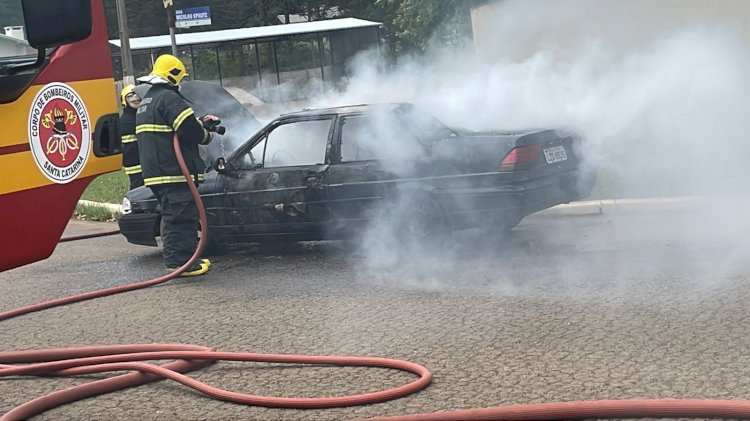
[543,145,567,164]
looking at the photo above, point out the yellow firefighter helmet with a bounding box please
[120,84,135,106]
[151,54,189,86]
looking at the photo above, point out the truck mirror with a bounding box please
[22,0,92,49]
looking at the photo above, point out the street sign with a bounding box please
[175,6,211,28]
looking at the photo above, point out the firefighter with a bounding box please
[120,84,143,190]
[135,54,219,276]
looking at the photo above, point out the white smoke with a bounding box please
[305,0,750,288]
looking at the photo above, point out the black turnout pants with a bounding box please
[151,183,198,268]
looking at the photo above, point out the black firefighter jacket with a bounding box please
[135,83,211,187]
[120,106,142,184]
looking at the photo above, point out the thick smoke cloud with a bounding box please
[304,0,750,287]
[316,0,750,199]
[213,1,750,291]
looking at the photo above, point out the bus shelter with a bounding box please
[110,18,382,102]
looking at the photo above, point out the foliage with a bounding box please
[99,0,475,57]
[0,0,476,55]
[388,0,474,53]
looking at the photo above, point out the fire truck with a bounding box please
[0,0,121,272]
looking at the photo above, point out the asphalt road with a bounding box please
[2,197,750,420]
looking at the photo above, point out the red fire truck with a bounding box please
[0,0,121,272]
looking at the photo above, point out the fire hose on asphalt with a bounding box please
[2,135,750,420]
[59,230,120,243]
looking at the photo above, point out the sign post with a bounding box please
[115,0,134,85]
[163,0,178,56]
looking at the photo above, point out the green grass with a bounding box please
[73,202,120,222]
[75,170,128,221]
[81,170,130,204]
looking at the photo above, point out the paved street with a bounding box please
[2,197,750,420]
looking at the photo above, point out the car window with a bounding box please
[340,115,379,161]
[238,136,266,169]
[263,119,331,167]
[339,112,424,163]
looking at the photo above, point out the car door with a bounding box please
[220,116,333,242]
[327,113,392,235]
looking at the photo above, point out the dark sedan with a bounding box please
[118,102,595,252]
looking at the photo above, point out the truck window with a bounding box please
[0,1,37,60]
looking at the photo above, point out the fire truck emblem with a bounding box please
[28,82,91,184]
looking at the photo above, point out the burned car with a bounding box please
[118,101,595,252]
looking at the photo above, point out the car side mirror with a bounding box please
[214,157,227,174]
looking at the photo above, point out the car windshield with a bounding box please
[0,0,37,60]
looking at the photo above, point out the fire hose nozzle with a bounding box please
[204,118,226,135]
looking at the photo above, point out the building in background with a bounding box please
[110,18,382,103]
[0,26,35,56]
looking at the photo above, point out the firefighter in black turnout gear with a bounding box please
[120,84,143,190]
[135,54,220,276]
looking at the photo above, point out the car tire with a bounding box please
[565,169,597,201]
[381,189,451,252]
[478,214,522,243]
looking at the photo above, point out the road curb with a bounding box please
[546,196,708,215]
[77,200,122,214]
[76,196,705,219]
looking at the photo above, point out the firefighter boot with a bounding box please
[167,260,211,277]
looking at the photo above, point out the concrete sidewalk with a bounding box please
[63,219,119,237]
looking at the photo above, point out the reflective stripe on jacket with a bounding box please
[144,174,206,186]
[123,164,142,175]
[120,107,142,178]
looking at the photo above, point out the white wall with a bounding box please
[0,34,34,57]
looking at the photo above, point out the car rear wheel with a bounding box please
[376,190,451,253]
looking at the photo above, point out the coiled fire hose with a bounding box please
[0,134,430,420]
[2,135,750,420]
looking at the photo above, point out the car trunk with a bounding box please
[426,129,581,177]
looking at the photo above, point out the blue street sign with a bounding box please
[175,6,212,28]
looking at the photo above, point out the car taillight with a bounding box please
[498,144,541,171]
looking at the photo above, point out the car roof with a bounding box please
[279,102,417,118]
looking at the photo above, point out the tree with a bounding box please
[388,0,473,53]
[0,0,25,30]
[100,0,475,59]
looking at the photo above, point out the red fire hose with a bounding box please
[2,135,749,420]
[0,134,430,420]
[59,230,120,242]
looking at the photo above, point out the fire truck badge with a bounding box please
[28,82,91,184]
